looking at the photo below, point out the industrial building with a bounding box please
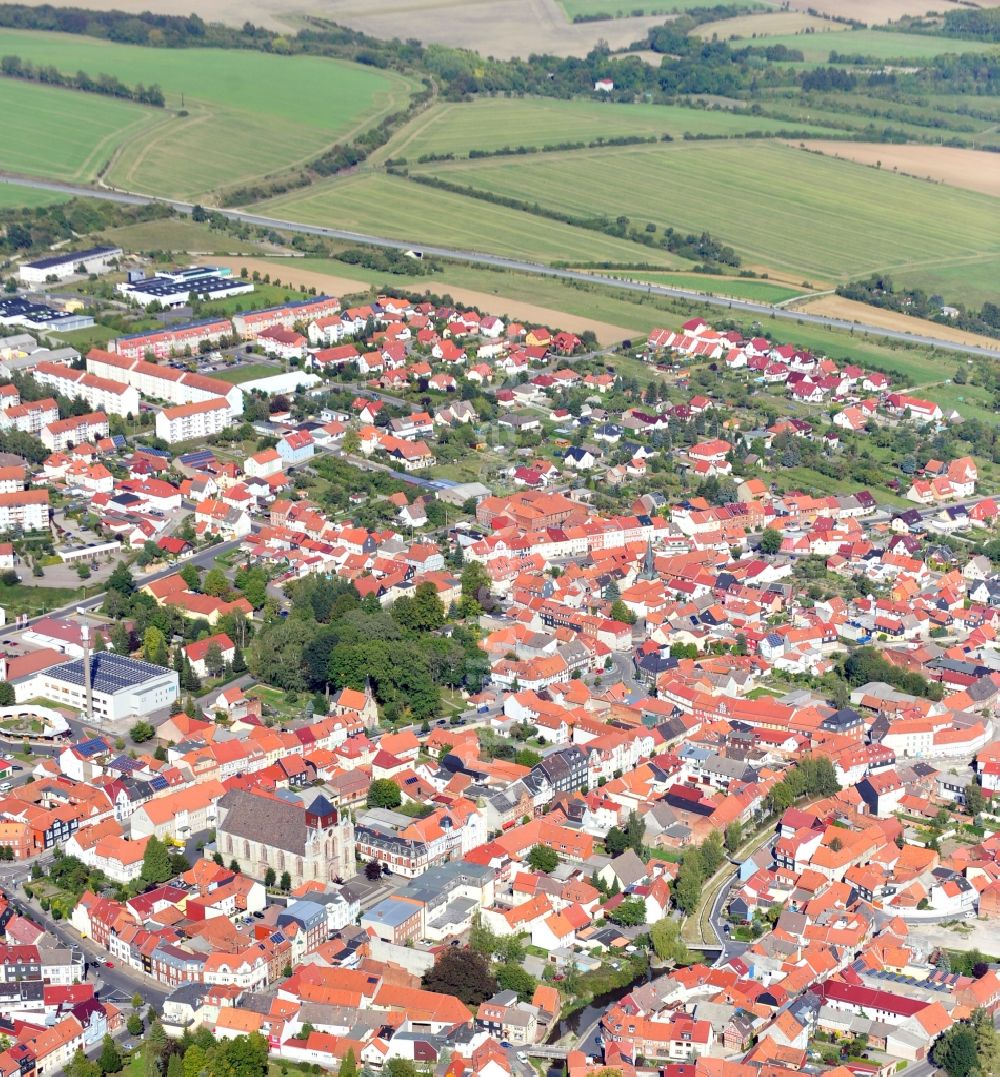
[117,267,254,309]
[19,245,122,284]
[32,651,179,723]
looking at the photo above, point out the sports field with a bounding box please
[417,141,1000,288]
[0,76,157,182]
[732,28,999,63]
[0,29,415,200]
[255,172,687,267]
[386,97,845,162]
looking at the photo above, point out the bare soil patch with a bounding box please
[785,0,963,24]
[794,141,1000,199]
[800,295,1000,352]
[199,256,636,343]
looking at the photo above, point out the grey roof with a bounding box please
[218,788,308,855]
[608,849,647,887]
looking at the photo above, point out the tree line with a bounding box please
[0,52,164,104]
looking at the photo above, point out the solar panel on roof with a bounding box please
[179,450,215,467]
[111,434,127,449]
[134,444,172,460]
[48,652,173,694]
[75,737,108,757]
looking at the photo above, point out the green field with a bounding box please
[213,363,280,384]
[734,29,999,63]
[417,141,1000,286]
[0,182,68,209]
[0,77,156,182]
[890,255,1000,311]
[0,29,415,200]
[620,271,805,302]
[386,97,846,162]
[255,172,686,266]
[96,217,272,254]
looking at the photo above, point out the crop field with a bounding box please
[0,76,157,182]
[386,97,846,161]
[418,141,1000,287]
[0,29,415,200]
[254,172,687,267]
[734,29,999,63]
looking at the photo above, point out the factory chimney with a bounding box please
[81,621,93,721]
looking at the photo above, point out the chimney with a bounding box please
[81,622,93,720]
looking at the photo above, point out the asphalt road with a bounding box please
[4,172,999,360]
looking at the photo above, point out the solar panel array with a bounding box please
[179,449,215,468]
[49,652,173,694]
[75,737,108,758]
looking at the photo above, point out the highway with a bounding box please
[3,172,999,360]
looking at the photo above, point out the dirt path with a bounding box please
[792,141,1000,199]
[198,256,637,343]
[798,295,1000,352]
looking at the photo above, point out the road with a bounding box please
[4,172,999,360]
[0,873,171,1006]
[5,536,245,630]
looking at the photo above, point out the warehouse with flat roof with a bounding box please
[19,245,122,284]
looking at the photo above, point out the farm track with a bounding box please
[3,170,998,359]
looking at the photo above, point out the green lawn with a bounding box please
[196,282,310,317]
[0,77,157,183]
[417,141,1000,287]
[738,28,1000,63]
[386,97,845,162]
[254,172,684,267]
[0,29,417,200]
[0,581,82,617]
[47,324,119,351]
[213,363,279,384]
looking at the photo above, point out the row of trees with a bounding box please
[0,52,164,103]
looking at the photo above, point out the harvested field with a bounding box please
[1,0,680,57]
[784,0,964,25]
[197,256,638,343]
[695,12,843,39]
[793,142,1000,199]
[734,27,998,62]
[799,295,1000,353]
